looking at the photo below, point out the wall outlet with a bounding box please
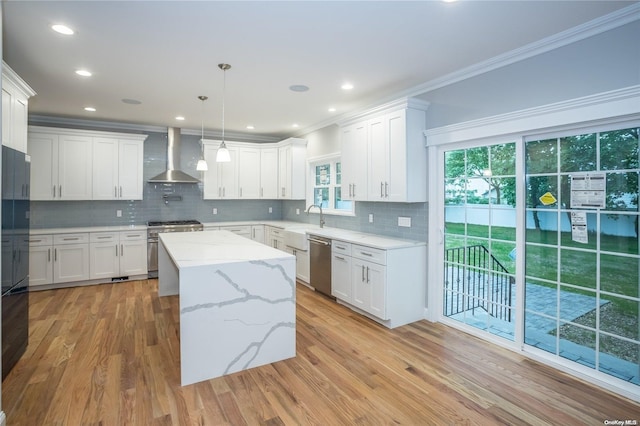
[398,216,411,227]
[269,207,273,213]
[213,208,218,215]
[116,209,122,217]
[368,213,374,223]
[296,208,300,215]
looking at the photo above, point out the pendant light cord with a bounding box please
[222,67,226,145]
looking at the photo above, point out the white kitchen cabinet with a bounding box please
[339,98,429,202]
[237,147,261,199]
[53,234,90,284]
[278,138,307,200]
[29,126,147,201]
[90,231,147,279]
[265,226,286,251]
[251,225,265,243]
[259,148,279,199]
[92,137,144,200]
[2,63,35,153]
[29,235,54,287]
[331,240,352,300]
[340,122,368,201]
[203,142,238,199]
[330,239,426,328]
[285,246,309,283]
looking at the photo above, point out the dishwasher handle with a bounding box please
[308,237,331,246]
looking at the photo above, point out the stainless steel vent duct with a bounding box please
[148,127,200,183]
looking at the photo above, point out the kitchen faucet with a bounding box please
[306,204,325,228]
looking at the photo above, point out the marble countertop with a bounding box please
[305,227,424,250]
[30,225,148,235]
[159,230,294,269]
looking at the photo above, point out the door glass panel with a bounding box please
[443,142,517,340]
[524,126,640,387]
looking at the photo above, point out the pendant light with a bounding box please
[196,95,209,171]
[216,63,231,163]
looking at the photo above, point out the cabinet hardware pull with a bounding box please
[116,245,118,256]
[30,239,42,243]
[97,236,111,239]
[366,266,370,283]
[353,183,356,198]
[126,234,138,238]
[380,182,384,198]
[385,182,389,198]
[121,244,124,256]
[120,186,123,197]
[335,256,345,261]
[54,248,57,262]
[48,248,51,262]
[223,187,226,197]
[361,265,365,281]
[115,186,118,197]
[59,185,62,197]
[63,237,80,241]
[53,185,56,198]
[348,183,352,198]
[360,252,373,257]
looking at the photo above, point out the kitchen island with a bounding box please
[158,230,296,386]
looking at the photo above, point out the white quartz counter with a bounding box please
[158,230,296,386]
[305,227,424,250]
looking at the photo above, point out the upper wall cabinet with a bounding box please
[2,63,36,153]
[340,98,429,203]
[202,138,307,200]
[28,126,147,201]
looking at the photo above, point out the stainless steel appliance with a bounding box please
[147,220,203,278]
[308,235,333,298]
[2,146,30,379]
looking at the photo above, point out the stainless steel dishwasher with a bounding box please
[308,235,333,298]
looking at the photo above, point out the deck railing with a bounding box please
[444,244,514,322]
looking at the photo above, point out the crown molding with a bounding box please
[2,60,36,97]
[424,85,640,146]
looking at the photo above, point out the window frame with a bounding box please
[306,153,355,217]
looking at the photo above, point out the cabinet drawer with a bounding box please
[351,244,386,265]
[332,240,352,256]
[269,227,285,238]
[119,231,146,241]
[220,225,251,235]
[90,232,118,243]
[54,233,89,245]
[29,234,53,246]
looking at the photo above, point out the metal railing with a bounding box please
[444,244,514,322]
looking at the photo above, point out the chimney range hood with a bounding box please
[148,127,200,184]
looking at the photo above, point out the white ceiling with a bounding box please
[3,1,636,139]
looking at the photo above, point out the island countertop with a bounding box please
[157,230,297,386]
[159,229,294,268]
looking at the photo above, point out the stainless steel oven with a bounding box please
[147,220,203,278]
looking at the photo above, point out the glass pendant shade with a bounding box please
[216,141,231,162]
[196,159,208,171]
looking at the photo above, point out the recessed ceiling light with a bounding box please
[75,69,92,77]
[84,107,96,112]
[292,123,299,128]
[341,83,354,90]
[328,107,336,112]
[246,125,255,130]
[52,24,74,35]
[175,116,185,121]
[121,98,142,105]
[289,85,309,92]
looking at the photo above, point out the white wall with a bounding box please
[301,124,340,158]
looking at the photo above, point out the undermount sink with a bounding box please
[283,228,308,250]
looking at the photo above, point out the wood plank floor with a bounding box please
[3,279,639,425]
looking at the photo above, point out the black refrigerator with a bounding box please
[1,145,30,380]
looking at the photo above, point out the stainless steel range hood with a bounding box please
[148,127,200,183]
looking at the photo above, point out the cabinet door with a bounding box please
[1,88,11,148]
[251,225,265,243]
[58,134,93,200]
[219,147,238,198]
[351,258,368,311]
[54,243,90,283]
[368,116,389,201]
[278,145,291,199]
[28,133,58,200]
[118,139,144,200]
[238,147,261,199]
[92,137,119,200]
[366,262,387,320]
[341,122,368,201]
[29,245,54,286]
[120,239,148,276]
[13,97,29,153]
[386,109,408,202]
[202,144,221,199]
[295,249,309,283]
[331,252,351,300]
[89,242,119,279]
[260,148,279,199]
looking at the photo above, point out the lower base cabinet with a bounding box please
[90,231,147,279]
[285,246,309,283]
[331,239,426,329]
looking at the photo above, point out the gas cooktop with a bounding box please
[147,220,202,227]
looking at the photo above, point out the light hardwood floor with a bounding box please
[2,279,639,425]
